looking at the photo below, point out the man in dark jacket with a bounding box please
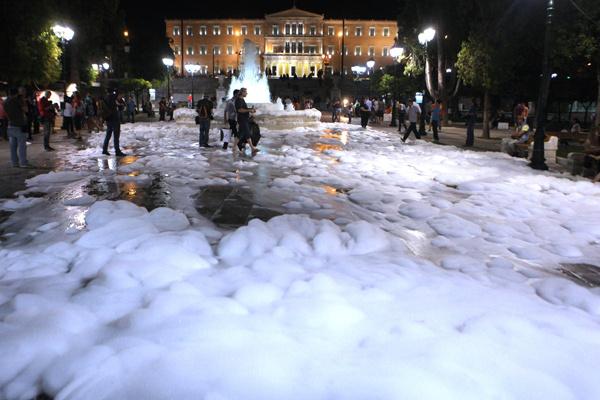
[102,89,126,156]
[196,93,213,147]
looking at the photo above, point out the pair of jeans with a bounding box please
[466,120,475,146]
[8,126,28,166]
[403,122,421,141]
[42,118,52,149]
[432,120,439,141]
[198,118,211,146]
[103,121,121,152]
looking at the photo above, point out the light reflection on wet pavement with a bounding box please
[2,125,599,288]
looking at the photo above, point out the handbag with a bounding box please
[195,116,200,124]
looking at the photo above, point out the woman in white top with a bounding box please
[63,98,74,135]
[571,118,581,134]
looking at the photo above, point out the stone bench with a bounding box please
[511,135,558,163]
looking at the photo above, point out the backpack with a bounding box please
[98,98,112,120]
[198,101,209,119]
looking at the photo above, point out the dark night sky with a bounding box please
[122,0,401,22]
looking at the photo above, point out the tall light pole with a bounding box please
[529,0,553,171]
[162,57,174,99]
[418,28,435,135]
[338,31,344,77]
[389,43,404,127]
[185,63,201,107]
[366,57,375,98]
[53,25,75,105]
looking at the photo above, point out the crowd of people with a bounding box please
[3,87,599,182]
[0,87,141,167]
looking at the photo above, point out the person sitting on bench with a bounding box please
[501,116,530,156]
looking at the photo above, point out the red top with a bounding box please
[39,96,54,119]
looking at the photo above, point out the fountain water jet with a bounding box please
[221,38,321,129]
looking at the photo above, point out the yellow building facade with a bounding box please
[165,6,398,78]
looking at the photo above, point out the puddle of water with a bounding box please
[559,263,600,287]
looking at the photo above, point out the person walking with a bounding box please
[397,101,408,132]
[38,90,56,151]
[126,96,136,123]
[102,89,126,156]
[158,97,167,121]
[63,97,75,137]
[464,98,477,147]
[4,87,32,168]
[196,93,213,148]
[234,87,259,153]
[0,91,8,141]
[224,89,239,150]
[431,99,442,144]
[359,98,370,128]
[402,99,422,142]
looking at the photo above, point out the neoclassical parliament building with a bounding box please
[165,6,398,78]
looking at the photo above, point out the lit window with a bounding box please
[254,26,261,35]
[344,27,348,36]
[227,26,233,35]
[298,42,303,53]
[187,45,193,55]
[186,26,193,35]
[369,27,375,36]
[200,26,206,35]
[214,46,220,55]
[310,26,316,35]
[201,65,208,74]
[174,46,180,55]
[354,46,361,56]
[355,27,362,36]
[369,46,375,56]
[382,47,389,56]
[298,24,303,35]
[227,45,233,55]
[213,26,220,35]
[308,45,316,54]
[241,26,247,35]
[328,26,334,35]
[173,26,180,35]
[327,45,334,55]
[256,45,260,54]
[200,45,207,55]
[227,65,233,73]
[383,27,389,37]
[343,45,348,55]
[272,25,279,35]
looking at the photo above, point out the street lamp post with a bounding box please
[529,0,554,171]
[162,58,174,99]
[52,25,74,105]
[366,57,375,98]
[185,63,201,107]
[418,28,435,135]
[389,43,404,128]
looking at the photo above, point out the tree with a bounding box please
[397,0,474,126]
[372,63,421,101]
[0,0,61,86]
[455,0,522,138]
[552,0,600,126]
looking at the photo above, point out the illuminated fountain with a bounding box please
[219,39,322,129]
